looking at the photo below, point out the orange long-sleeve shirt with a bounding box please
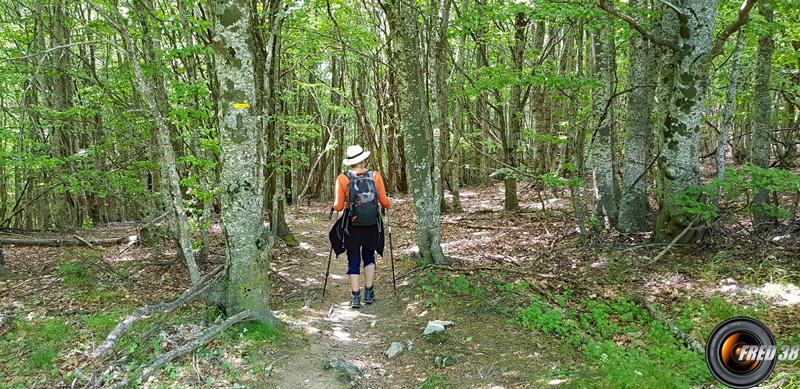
[333,169,391,212]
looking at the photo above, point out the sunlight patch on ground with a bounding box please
[291,276,318,284]
[404,300,428,317]
[591,255,607,269]
[440,235,492,249]
[106,252,151,263]
[331,325,351,341]
[401,245,419,255]
[327,303,376,323]
[718,279,800,307]
[643,273,695,295]
[299,242,313,250]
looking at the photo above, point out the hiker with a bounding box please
[332,145,391,308]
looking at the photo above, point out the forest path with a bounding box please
[267,204,412,388]
[264,191,577,388]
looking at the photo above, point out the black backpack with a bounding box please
[347,170,380,226]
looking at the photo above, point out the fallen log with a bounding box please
[0,235,134,247]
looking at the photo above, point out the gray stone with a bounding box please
[433,354,457,368]
[423,331,449,345]
[385,342,404,358]
[325,358,362,380]
[423,320,453,335]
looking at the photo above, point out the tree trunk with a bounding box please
[591,27,618,228]
[433,0,452,213]
[654,0,720,241]
[97,1,202,285]
[255,0,295,245]
[618,0,656,233]
[449,6,467,212]
[751,0,775,226]
[384,0,446,265]
[716,29,745,205]
[505,12,528,212]
[214,0,278,324]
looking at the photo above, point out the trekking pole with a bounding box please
[322,207,334,298]
[386,208,397,296]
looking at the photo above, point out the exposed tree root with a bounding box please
[90,266,224,360]
[632,294,705,354]
[107,310,252,389]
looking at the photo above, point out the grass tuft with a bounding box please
[58,262,93,286]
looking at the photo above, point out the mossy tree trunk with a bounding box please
[654,0,719,241]
[384,0,447,265]
[213,0,278,324]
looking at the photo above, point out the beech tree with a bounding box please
[213,0,279,324]
[383,0,446,264]
[751,0,775,225]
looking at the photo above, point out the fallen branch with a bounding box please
[90,265,224,360]
[0,236,134,247]
[265,354,290,377]
[633,294,704,354]
[110,310,252,389]
[73,235,100,250]
[648,219,696,264]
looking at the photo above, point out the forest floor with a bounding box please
[1,185,800,388]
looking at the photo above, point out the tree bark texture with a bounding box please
[385,0,446,264]
[213,0,278,324]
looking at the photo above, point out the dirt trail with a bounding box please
[258,193,579,388]
[267,206,408,388]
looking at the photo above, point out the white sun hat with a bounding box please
[343,144,371,166]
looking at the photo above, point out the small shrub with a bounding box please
[58,262,92,286]
[235,322,281,342]
[28,344,59,370]
[419,375,450,389]
[515,295,713,387]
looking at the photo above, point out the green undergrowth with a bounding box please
[514,292,710,387]
[419,374,450,389]
[58,261,94,286]
[0,317,77,385]
[699,251,800,285]
[414,270,525,312]
[411,268,800,388]
[0,305,286,387]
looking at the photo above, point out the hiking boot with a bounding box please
[364,287,375,304]
[350,291,361,309]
